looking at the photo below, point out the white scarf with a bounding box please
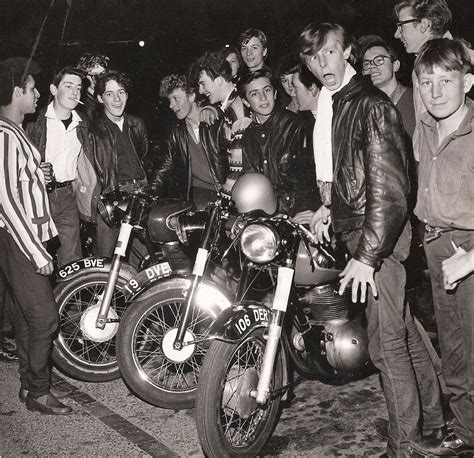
[313,64,357,182]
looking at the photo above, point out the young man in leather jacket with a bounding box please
[239,69,320,217]
[297,23,443,457]
[89,70,148,257]
[150,74,223,209]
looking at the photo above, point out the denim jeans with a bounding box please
[48,185,82,267]
[344,222,443,457]
[0,228,58,397]
[424,229,474,445]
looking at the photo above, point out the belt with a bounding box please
[47,181,73,193]
[424,224,453,243]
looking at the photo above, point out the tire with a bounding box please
[196,328,284,457]
[52,272,129,382]
[117,286,224,409]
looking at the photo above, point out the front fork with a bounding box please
[173,205,219,349]
[95,222,133,329]
[251,266,294,404]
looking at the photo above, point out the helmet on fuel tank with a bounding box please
[231,173,277,215]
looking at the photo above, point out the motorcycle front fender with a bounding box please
[55,257,137,283]
[129,274,234,319]
[207,301,271,343]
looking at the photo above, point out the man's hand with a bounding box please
[199,106,220,126]
[339,258,377,303]
[40,162,54,182]
[36,261,53,276]
[292,210,315,225]
[231,117,252,135]
[308,205,331,244]
[442,242,474,290]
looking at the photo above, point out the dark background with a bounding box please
[1,0,473,137]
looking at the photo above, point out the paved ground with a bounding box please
[0,359,389,457]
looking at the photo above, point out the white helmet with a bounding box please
[231,173,277,215]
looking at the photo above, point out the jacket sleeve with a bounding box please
[148,134,175,192]
[137,118,149,159]
[293,124,322,214]
[0,131,52,269]
[355,101,409,268]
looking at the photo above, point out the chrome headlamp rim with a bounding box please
[239,223,279,264]
[97,191,129,228]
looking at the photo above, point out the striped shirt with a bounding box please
[0,116,57,269]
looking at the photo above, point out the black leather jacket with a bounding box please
[150,119,229,200]
[331,75,409,268]
[242,108,321,216]
[89,112,148,194]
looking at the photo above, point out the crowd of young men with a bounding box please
[0,0,472,455]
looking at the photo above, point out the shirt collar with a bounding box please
[45,101,82,123]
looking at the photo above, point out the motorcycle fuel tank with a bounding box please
[147,199,194,243]
[294,241,342,286]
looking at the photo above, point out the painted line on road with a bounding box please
[55,377,178,457]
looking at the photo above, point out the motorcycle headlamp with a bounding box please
[97,190,129,228]
[240,223,279,263]
[175,211,208,245]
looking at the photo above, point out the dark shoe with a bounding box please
[26,393,73,415]
[19,385,75,403]
[0,349,19,363]
[409,431,474,456]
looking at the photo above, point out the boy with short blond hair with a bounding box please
[410,37,473,456]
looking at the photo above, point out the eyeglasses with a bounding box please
[395,18,419,29]
[362,55,392,71]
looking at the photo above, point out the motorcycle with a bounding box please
[116,175,278,409]
[53,188,193,382]
[195,174,373,457]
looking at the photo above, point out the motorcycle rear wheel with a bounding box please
[117,286,222,409]
[52,272,129,382]
[196,328,284,457]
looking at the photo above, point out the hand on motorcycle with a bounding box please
[338,258,377,303]
[312,206,331,244]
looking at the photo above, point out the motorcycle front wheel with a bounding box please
[196,328,284,458]
[53,272,129,382]
[117,285,227,409]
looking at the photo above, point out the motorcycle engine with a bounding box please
[298,282,370,372]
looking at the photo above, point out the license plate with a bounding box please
[123,262,172,299]
[57,257,106,279]
[232,307,270,336]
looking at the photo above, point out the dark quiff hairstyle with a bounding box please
[76,53,110,73]
[295,65,321,90]
[238,28,268,50]
[159,74,195,98]
[237,68,274,99]
[393,0,452,36]
[297,23,357,66]
[357,35,398,63]
[191,50,233,83]
[95,70,131,97]
[222,46,244,70]
[414,38,472,77]
[275,55,301,80]
[52,66,84,87]
[0,57,40,106]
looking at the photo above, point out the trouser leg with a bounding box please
[0,228,58,397]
